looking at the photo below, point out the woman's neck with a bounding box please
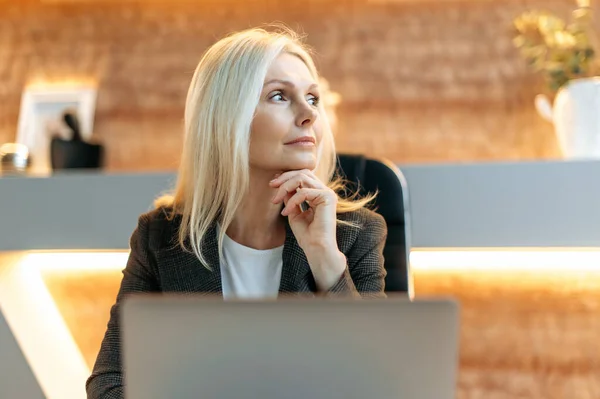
[225,169,286,250]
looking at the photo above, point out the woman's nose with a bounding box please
[295,104,318,128]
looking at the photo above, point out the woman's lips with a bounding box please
[284,136,316,146]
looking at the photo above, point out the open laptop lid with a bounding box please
[122,296,459,399]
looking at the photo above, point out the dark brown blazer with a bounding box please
[86,206,387,399]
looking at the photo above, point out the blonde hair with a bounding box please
[156,26,375,268]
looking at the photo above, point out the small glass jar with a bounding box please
[0,143,31,176]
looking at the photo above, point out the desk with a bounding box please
[1,161,600,398]
[1,249,598,399]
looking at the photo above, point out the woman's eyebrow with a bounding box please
[263,79,318,91]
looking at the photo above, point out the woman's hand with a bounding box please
[270,169,347,290]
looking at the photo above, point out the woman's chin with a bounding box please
[286,158,317,172]
[274,144,322,168]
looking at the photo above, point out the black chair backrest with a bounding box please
[336,154,411,294]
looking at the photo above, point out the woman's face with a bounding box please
[249,52,324,174]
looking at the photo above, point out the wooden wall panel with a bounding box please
[1,0,597,169]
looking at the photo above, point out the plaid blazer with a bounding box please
[86,206,387,399]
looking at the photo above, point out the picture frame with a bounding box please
[16,86,97,174]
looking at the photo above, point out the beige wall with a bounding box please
[1,0,597,170]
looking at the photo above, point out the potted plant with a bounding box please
[513,0,600,158]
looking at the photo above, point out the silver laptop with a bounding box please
[122,296,459,399]
[0,308,45,399]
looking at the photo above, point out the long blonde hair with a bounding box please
[156,26,375,268]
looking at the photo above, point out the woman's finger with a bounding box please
[271,175,303,204]
[269,169,323,189]
[281,188,331,216]
[282,191,294,206]
[271,173,323,204]
[286,204,314,221]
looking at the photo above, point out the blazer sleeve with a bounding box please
[86,214,160,399]
[327,212,388,298]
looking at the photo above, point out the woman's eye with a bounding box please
[307,95,320,106]
[270,92,285,101]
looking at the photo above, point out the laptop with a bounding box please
[0,308,45,399]
[122,296,459,399]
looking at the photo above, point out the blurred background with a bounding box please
[3,0,596,172]
[1,1,600,399]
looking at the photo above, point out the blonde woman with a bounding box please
[86,26,387,399]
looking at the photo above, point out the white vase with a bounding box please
[535,77,600,159]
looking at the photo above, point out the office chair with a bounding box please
[336,154,412,296]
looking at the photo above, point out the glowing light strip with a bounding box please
[0,251,128,399]
[26,251,130,272]
[410,248,600,272]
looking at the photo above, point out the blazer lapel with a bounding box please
[157,216,313,296]
[186,220,314,295]
[197,222,223,294]
[279,220,316,294]
[156,220,223,296]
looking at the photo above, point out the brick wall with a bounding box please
[1,0,596,170]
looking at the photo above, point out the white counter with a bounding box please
[1,160,599,251]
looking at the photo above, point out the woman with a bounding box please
[86,26,387,399]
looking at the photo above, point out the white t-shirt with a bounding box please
[218,225,284,300]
